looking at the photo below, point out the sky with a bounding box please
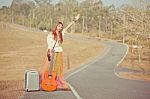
[0,0,149,8]
[0,0,13,8]
[51,0,143,7]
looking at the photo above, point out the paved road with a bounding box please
[66,41,150,99]
[22,36,150,99]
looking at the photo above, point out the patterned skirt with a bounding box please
[40,52,69,90]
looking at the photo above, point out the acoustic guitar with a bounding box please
[41,40,57,91]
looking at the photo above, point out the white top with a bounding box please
[47,29,65,52]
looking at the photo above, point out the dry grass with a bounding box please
[0,23,104,99]
[118,72,150,82]
[119,46,150,81]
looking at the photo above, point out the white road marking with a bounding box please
[67,83,82,99]
[65,43,111,99]
[65,44,111,80]
[114,43,129,78]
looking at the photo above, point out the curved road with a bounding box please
[22,35,150,99]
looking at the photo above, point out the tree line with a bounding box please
[0,0,150,44]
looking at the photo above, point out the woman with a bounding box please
[40,14,80,91]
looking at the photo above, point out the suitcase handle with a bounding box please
[30,71,38,73]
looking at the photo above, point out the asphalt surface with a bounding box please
[22,35,150,99]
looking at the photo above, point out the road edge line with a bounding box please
[114,43,129,79]
[65,42,111,99]
[67,83,82,99]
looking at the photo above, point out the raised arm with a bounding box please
[64,14,80,32]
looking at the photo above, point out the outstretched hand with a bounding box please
[74,14,80,21]
[64,14,80,31]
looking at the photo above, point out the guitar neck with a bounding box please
[49,52,55,75]
[49,39,57,75]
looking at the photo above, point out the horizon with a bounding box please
[0,0,149,8]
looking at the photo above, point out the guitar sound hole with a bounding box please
[48,75,52,79]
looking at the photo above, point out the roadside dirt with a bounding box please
[119,46,150,82]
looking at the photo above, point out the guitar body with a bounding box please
[41,71,57,91]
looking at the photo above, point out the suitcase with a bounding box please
[25,70,40,92]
